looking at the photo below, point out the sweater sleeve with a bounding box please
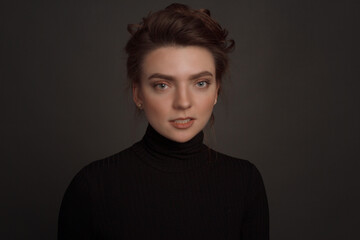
[58,169,94,240]
[241,163,269,240]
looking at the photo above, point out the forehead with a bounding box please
[141,46,215,78]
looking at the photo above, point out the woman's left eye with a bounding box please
[196,81,209,88]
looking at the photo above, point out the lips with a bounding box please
[173,119,191,124]
[170,117,195,129]
[170,117,194,121]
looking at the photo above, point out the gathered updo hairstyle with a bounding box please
[125,3,235,125]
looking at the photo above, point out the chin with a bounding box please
[171,136,192,143]
[167,130,197,143]
[152,121,202,143]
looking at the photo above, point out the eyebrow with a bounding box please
[147,71,214,81]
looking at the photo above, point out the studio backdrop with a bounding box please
[1,0,359,239]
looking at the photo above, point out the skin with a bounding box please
[133,46,219,143]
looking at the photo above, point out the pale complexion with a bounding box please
[133,46,219,143]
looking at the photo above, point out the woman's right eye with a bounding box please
[154,83,168,90]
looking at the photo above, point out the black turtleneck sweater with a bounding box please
[58,124,269,239]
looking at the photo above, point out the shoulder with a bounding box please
[72,144,137,182]
[208,149,265,182]
[210,149,257,170]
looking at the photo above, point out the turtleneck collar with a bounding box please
[131,123,213,172]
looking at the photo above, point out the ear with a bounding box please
[132,83,143,106]
[215,82,220,99]
[213,83,220,105]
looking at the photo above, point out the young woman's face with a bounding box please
[133,46,219,143]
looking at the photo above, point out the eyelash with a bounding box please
[153,80,211,90]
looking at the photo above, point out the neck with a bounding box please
[131,123,212,172]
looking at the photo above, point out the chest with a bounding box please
[93,168,247,239]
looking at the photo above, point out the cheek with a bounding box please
[143,95,170,118]
[198,95,216,112]
[204,102,215,114]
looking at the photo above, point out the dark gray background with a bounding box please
[1,0,359,239]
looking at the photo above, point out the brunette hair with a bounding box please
[125,3,235,125]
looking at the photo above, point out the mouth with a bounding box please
[170,117,194,122]
[170,117,195,129]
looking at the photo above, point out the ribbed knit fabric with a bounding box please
[58,124,269,239]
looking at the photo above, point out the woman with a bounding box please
[58,3,269,239]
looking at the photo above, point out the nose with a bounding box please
[173,85,192,110]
